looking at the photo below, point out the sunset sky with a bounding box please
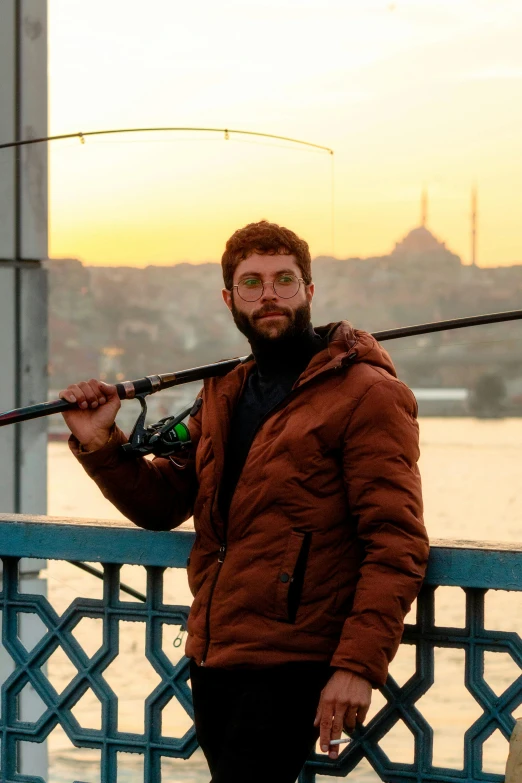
[48,0,522,267]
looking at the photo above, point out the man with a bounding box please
[60,220,428,783]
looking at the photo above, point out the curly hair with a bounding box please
[221,220,312,290]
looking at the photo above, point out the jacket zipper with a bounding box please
[200,543,226,665]
[199,355,357,665]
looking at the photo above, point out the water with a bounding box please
[45,418,522,781]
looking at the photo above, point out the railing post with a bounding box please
[0,0,48,777]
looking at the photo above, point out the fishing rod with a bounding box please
[0,126,334,155]
[5,306,521,605]
[1,307,522,430]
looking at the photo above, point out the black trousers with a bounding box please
[190,660,332,783]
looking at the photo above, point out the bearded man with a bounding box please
[60,220,428,783]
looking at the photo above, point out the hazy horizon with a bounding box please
[48,223,522,270]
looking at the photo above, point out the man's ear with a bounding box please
[306,282,315,303]
[222,288,233,312]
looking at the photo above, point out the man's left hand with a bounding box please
[314,669,372,759]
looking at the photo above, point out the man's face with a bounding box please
[222,253,315,344]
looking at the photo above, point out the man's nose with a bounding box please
[260,282,278,301]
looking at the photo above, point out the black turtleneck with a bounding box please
[218,325,325,520]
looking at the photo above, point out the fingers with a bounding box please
[59,384,85,407]
[328,705,346,760]
[357,701,370,726]
[314,701,368,761]
[313,691,323,728]
[59,379,110,409]
[315,701,348,760]
[343,705,358,735]
[318,699,335,756]
[99,381,118,401]
[314,672,372,761]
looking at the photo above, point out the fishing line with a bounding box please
[44,560,147,602]
[227,137,328,154]
[229,136,336,248]
[44,569,89,600]
[44,564,186,647]
[49,135,329,154]
[331,151,336,256]
[51,137,227,149]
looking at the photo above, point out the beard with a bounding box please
[231,298,312,350]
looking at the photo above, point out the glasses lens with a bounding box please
[274,275,300,298]
[237,279,263,301]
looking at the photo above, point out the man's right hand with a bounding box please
[59,379,121,452]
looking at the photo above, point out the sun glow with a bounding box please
[48,0,522,266]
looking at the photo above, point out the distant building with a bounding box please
[390,225,462,272]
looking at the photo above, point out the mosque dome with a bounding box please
[390,224,462,269]
[392,225,448,256]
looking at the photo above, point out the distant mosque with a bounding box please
[390,188,477,269]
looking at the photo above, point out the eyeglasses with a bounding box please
[233,274,305,302]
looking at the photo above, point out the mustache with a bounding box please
[253,305,292,319]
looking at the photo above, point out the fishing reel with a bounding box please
[121,394,201,459]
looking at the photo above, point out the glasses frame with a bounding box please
[232,276,305,302]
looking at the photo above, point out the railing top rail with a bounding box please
[1,513,521,550]
[429,537,522,552]
[1,513,521,590]
[0,511,156,530]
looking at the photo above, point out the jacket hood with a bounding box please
[306,321,398,380]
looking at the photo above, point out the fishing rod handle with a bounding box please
[115,362,243,398]
[0,365,239,428]
[114,375,160,399]
[0,377,156,428]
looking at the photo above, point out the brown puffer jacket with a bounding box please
[72,322,428,687]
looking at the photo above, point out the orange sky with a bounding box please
[48,0,522,267]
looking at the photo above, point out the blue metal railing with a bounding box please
[0,513,521,782]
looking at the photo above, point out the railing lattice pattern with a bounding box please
[1,516,521,782]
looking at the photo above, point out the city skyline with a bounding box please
[47,0,522,267]
[49,194,504,272]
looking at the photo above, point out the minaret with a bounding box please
[421,188,428,227]
[471,186,478,267]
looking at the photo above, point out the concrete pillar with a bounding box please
[0,0,48,777]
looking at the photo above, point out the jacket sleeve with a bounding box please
[68,393,203,531]
[330,378,429,687]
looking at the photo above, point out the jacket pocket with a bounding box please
[274,530,311,623]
